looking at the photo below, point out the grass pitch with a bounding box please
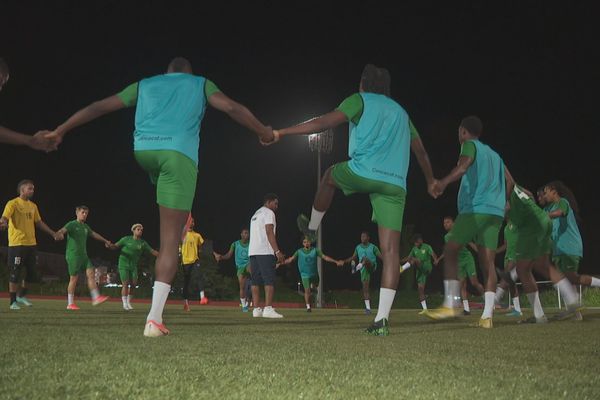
[1,299,599,400]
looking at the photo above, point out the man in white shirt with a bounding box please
[249,193,285,318]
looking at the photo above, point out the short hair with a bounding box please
[76,205,89,211]
[302,235,313,242]
[443,216,454,221]
[131,223,143,232]
[413,234,423,241]
[240,227,249,232]
[167,57,192,73]
[16,179,34,194]
[263,193,279,203]
[460,116,483,137]
[360,231,370,237]
[360,64,391,96]
[0,58,8,76]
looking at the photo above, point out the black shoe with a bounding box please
[463,310,471,316]
[307,308,312,313]
[297,214,317,242]
[365,318,389,336]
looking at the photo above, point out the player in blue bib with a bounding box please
[280,237,342,311]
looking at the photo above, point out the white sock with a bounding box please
[555,278,578,306]
[356,263,364,271]
[146,281,171,324]
[90,289,99,301]
[526,291,544,319]
[442,280,460,308]
[306,303,311,309]
[512,296,522,313]
[481,291,495,319]
[67,293,74,306]
[495,287,505,304]
[374,288,396,322]
[200,291,205,299]
[122,296,128,306]
[127,295,133,305]
[184,299,189,305]
[400,262,411,272]
[463,299,470,312]
[308,207,325,231]
[420,300,427,310]
[240,298,246,307]
[591,277,600,288]
[364,300,371,310]
[510,269,518,281]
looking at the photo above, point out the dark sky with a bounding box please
[1,2,598,289]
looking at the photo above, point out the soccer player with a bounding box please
[494,222,523,317]
[543,181,599,289]
[248,193,285,319]
[435,216,484,315]
[265,64,436,335]
[506,182,582,323]
[214,227,252,312]
[109,223,158,310]
[280,236,343,312]
[180,217,206,311]
[401,234,438,313]
[342,231,383,314]
[0,58,56,151]
[426,116,507,328]
[0,180,59,309]
[47,57,273,336]
[55,206,112,310]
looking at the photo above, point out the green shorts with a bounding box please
[458,256,477,280]
[66,256,93,276]
[360,264,377,282]
[301,275,319,290]
[514,219,552,261]
[134,150,198,211]
[331,162,406,232]
[119,267,138,282]
[446,213,503,250]
[416,264,432,285]
[552,255,581,273]
[236,265,251,278]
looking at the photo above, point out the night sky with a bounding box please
[1,2,597,290]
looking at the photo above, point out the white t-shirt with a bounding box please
[249,206,277,256]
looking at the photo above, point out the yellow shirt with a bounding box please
[181,231,204,264]
[2,197,42,246]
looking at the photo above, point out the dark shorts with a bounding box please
[7,246,37,283]
[250,255,276,286]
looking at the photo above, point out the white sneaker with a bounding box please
[252,307,263,318]
[355,263,364,272]
[123,304,129,310]
[262,306,283,319]
[127,303,134,310]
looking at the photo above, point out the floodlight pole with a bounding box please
[316,147,323,308]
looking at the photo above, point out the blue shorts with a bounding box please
[249,255,276,286]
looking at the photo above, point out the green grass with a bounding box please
[1,300,599,399]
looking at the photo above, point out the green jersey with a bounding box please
[63,220,92,258]
[116,235,152,268]
[294,247,324,278]
[444,233,475,265]
[230,240,250,268]
[408,243,434,267]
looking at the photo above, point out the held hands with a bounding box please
[260,129,280,146]
[213,252,222,262]
[53,231,64,241]
[104,241,114,249]
[428,179,446,199]
[0,218,7,230]
[335,260,345,267]
[30,130,59,153]
[275,251,285,264]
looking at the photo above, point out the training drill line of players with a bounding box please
[0,57,594,337]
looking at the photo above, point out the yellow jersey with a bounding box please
[2,197,42,246]
[181,230,204,264]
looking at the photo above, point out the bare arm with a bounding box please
[0,126,56,151]
[504,166,515,201]
[207,92,272,142]
[265,224,284,263]
[343,252,358,265]
[468,242,479,253]
[497,241,507,254]
[436,155,474,196]
[410,137,436,189]
[548,209,564,219]
[35,220,57,239]
[150,249,159,257]
[49,95,127,144]
[281,254,297,265]
[277,111,348,139]
[90,231,111,247]
[214,247,234,261]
